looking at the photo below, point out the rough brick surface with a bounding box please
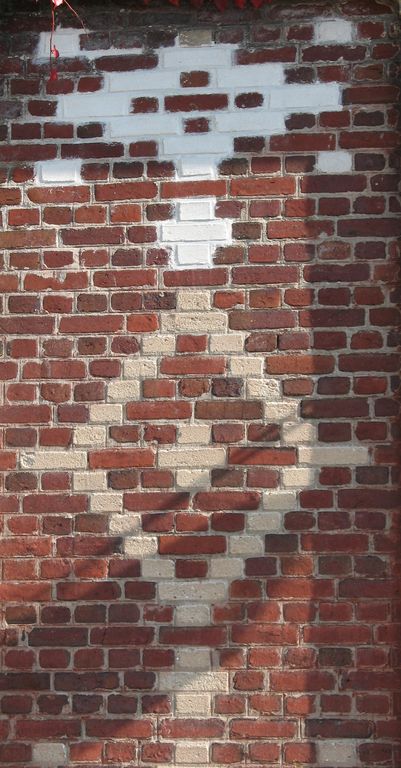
[0,1,400,766]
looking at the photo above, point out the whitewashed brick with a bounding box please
[32,743,67,767]
[176,742,209,764]
[142,559,175,579]
[36,29,81,59]
[161,221,229,243]
[230,535,264,556]
[175,693,211,715]
[179,156,216,178]
[90,404,122,423]
[159,671,228,691]
[175,604,210,626]
[218,63,284,87]
[216,110,285,134]
[282,467,315,488]
[109,514,140,535]
[36,159,82,185]
[91,493,123,513]
[263,491,297,511]
[282,421,317,444]
[124,359,157,378]
[176,469,210,489]
[162,45,233,69]
[230,356,263,377]
[110,114,180,138]
[161,312,226,333]
[175,648,211,670]
[179,200,214,222]
[299,446,369,466]
[176,290,211,311]
[210,558,243,578]
[316,740,357,767]
[74,471,107,492]
[142,335,175,354]
[248,511,282,532]
[108,380,140,402]
[270,83,341,110]
[20,451,86,470]
[317,150,353,173]
[159,448,225,468]
[74,426,106,446]
[210,334,244,353]
[247,378,281,400]
[159,580,226,602]
[177,425,211,444]
[163,134,230,156]
[174,243,212,269]
[59,93,129,119]
[108,70,178,92]
[124,536,158,557]
[315,19,353,43]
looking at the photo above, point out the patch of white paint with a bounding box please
[317,150,353,173]
[315,18,353,43]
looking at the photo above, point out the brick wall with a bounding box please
[0,1,400,766]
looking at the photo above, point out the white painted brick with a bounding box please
[36,159,82,185]
[159,580,226,602]
[247,378,281,400]
[248,511,282,532]
[282,421,317,444]
[175,693,211,715]
[210,334,244,353]
[161,221,229,243]
[124,536,158,557]
[179,199,214,221]
[162,45,233,69]
[218,63,284,87]
[315,19,353,43]
[176,469,210,489]
[73,471,107,492]
[159,671,228,691]
[91,493,123,513]
[20,451,86,470]
[110,114,180,138]
[282,467,315,488]
[109,513,140,535]
[36,29,81,59]
[299,446,369,466]
[230,356,263,377]
[32,742,67,767]
[177,425,211,444]
[163,134,230,156]
[176,742,209,764]
[215,110,285,134]
[161,312,226,333]
[179,156,216,178]
[108,380,140,402]
[176,290,211,311]
[230,534,264,556]
[316,740,357,767]
[124,360,156,378]
[175,648,211,670]
[74,426,106,446]
[265,401,299,421]
[210,558,243,578]
[263,491,297,511]
[142,336,175,354]
[159,448,225,468]
[59,93,129,119]
[108,70,179,92]
[90,404,122,423]
[175,604,210,626]
[142,559,175,579]
[174,243,212,269]
[270,83,340,111]
[317,150,353,173]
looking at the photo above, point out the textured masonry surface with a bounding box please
[0,1,400,767]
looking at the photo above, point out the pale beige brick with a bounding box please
[142,335,175,354]
[175,604,210,626]
[176,469,210,489]
[179,29,213,45]
[248,511,282,532]
[142,559,175,579]
[73,471,107,492]
[177,290,211,311]
[74,425,106,446]
[175,648,211,671]
[161,312,226,333]
[229,535,264,556]
[265,401,299,420]
[263,490,297,511]
[247,378,281,399]
[299,445,369,466]
[282,467,315,488]
[175,693,211,716]
[210,558,243,578]
[90,404,122,423]
[230,356,263,377]
[159,447,225,468]
[176,742,209,764]
[159,671,228,692]
[124,359,156,378]
[109,514,140,535]
[108,380,140,402]
[125,536,158,557]
[32,743,67,767]
[90,493,123,513]
[20,450,86,470]
[177,425,211,444]
[159,580,226,602]
[282,421,317,444]
[317,741,357,767]
[210,334,244,353]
